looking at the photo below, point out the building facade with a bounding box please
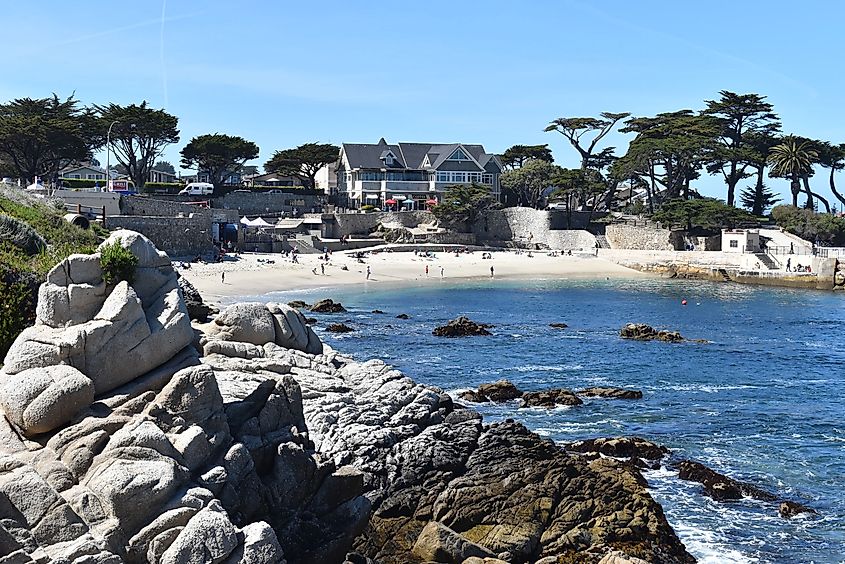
[334,138,502,210]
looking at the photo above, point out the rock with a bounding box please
[287,300,310,309]
[304,317,317,324]
[577,387,643,400]
[477,380,522,402]
[620,323,684,343]
[326,323,355,333]
[778,500,817,518]
[266,302,323,354]
[210,302,277,345]
[177,275,216,322]
[433,317,492,337]
[675,460,778,502]
[411,521,496,563]
[549,322,568,329]
[309,299,347,313]
[567,437,668,461]
[160,501,238,564]
[0,365,94,435]
[395,313,410,319]
[520,388,582,408]
[598,550,650,564]
[371,310,384,314]
[458,390,489,403]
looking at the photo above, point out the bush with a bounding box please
[99,241,138,285]
[59,178,103,189]
[0,271,38,360]
[361,204,375,212]
[0,214,47,255]
[771,205,845,245]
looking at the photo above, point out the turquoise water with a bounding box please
[247,278,845,563]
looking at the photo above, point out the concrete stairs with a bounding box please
[754,252,780,270]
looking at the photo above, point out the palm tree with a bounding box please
[768,136,818,207]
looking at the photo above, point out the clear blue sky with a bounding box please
[3,1,844,206]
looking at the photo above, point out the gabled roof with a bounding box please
[342,139,406,169]
[342,139,501,173]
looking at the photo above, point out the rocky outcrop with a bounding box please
[395,313,411,320]
[521,388,583,408]
[567,437,669,465]
[433,317,493,337]
[326,323,355,333]
[177,274,217,322]
[578,387,644,400]
[310,299,347,313]
[204,301,323,355]
[620,324,684,343]
[477,380,521,401]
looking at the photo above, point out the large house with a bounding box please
[334,138,502,209]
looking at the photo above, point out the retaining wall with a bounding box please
[216,192,320,216]
[53,189,122,215]
[605,224,676,250]
[106,216,214,258]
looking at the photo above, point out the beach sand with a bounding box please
[179,246,647,305]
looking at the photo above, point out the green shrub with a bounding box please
[99,241,138,285]
[0,214,47,255]
[59,178,103,189]
[361,204,375,212]
[0,269,38,360]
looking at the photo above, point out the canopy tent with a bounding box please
[239,216,253,225]
[251,217,273,227]
[392,194,407,200]
[402,199,414,206]
[364,193,380,200]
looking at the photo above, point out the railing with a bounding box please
[65,202,106,221]
[766,245,813,256]
[816,247,845,258]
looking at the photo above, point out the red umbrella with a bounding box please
[425,199,438,205]
[385,199,397,205]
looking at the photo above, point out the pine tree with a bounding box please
[740,181,779,216]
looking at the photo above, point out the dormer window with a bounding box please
[380,150,397,167]
[448,148,470,161]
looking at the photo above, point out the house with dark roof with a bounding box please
[333,138,502,209]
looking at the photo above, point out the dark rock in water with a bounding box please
[620,323,684,342]
[310,298,347,313]
[305,317,318,324]
[288,300,311,309]
[395,313,410,319]
[578,386,643,400]
[371,309,385,314]
[521,388,582,408]
[177,275,217,322]
[549,322,568,329]
[567,437,668,461]
[433,316,492,337]
[779,501,817,518]
[326,323,355,333]
[676,460,778,502]
[477,379,522,402]
[458,390,489,403]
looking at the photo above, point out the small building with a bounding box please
[722,229,760,253]
[60,165,107,181]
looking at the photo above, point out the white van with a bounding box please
[179,182,214,196]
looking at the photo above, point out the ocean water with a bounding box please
[246,277,845,563]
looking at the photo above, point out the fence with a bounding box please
[816,247,845,258]
[65,202,106,223]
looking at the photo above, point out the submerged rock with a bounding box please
[395,313,410,319]
[310,298,347,313]
[327,323,355,333]
[567,437,669,461]
[578,387,643,400]
[433,316,493,337]
[549,322,568,329]
[478,379,522,402]
[520,388,582,408]
[620,323,684,342]
[779,500,817,518]
[371,309,385,314]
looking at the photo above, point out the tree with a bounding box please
[265,142,339,191]
[702,91,780,207]
[430,183,498,231]
[814,141,845,209]
[0,95,100,183]
[180,134,259,197]
[545,112,630,169]
[768,136,818,208]
[152,160,175,174]
[739,131,781,216]
[501,144,554,169]
[96,101,179,190]
[771,205,845,245]
[652,198,756,231]
[500,159,562,208]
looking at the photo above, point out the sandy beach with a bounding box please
[179,246,646,305]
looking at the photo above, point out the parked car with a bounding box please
[179,182,214,196]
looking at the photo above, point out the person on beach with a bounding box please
[490,265,494,278]
[366,265,371,280]
[320,263,325,275]
[440,265,444,278]
[786,257,791,272]
[425,265,429,277]
[221,272,225,284]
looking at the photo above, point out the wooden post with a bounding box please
[101,206,106,228]
[76,203,81,214]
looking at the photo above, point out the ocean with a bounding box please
[243,277,845,563]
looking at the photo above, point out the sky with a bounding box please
[3,1,844,207]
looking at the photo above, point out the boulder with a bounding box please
[395,313,410,320]
[433,317,492,337]
[577,387,643,400]
[778,501,817,519]
[159,501,238,564]
[620,323,684,343]
[210,302,277,345]
[326,323,355,333]
[520,388,582,408]
[675,460,778,502]
[287,300,310,309]
[411,521,496,563]
[177,275,216,322]
[458,390,489,403]
[309,299,347,313]
[371,310,385,314]
[266,302,323,354]
[567,437,668,461]
[477,380,522,402]
[0,365,94,435]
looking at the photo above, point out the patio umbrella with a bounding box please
[425,199,438,205]
[402,199,413,206]
[385,199,397,205]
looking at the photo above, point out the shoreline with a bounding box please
[179,247,649,305]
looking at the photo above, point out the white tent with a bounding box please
[251,217,273,227]
[240,216,253,225]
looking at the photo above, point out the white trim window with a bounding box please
[482,174,493,185]
[449,172,467,183]
[436,172,449,182]
[448,148,470,161]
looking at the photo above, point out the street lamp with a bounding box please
[105,120,119,192]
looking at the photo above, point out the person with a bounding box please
[425,265,429,277]
[786,257,791,272]
[440,265,444,278]
[790,242,794,254]
[320,263,325,275]
[221,272,225,284]
[490,265,494,278]
[312,267,318,275]
[366,265,371,280]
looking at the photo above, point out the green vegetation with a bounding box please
[360,204,375,212]
[0,186,100,358]
[265,142,339,191]
[431,183,498,231]
[180,133,259,197]
[99,240,138,285]
[771,205,845,245]
[651,198,757,231]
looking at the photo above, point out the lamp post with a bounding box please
[105,120,119,192]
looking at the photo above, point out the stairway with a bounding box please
[595,235,611,249]
[754,253,779,270]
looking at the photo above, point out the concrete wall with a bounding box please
[330,211,436,238]
[606,224,676,250]
[53,189,121,215]
[106,216,214,258]
[216,192,320,216]
[472,208,597,250]
[123,196,239,223]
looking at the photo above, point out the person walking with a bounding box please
[425,265,429,277]
[786,257,792,272]
[221,271,225,284]
[366,265,371,280]
[440,265,444,278]
[490,265,494,278]
[320,263,325,275]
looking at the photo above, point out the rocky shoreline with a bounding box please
[0,230,807,563]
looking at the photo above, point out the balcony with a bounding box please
[384,180,431,193]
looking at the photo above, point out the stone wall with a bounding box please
[606,224,676,250]
[106,216,214,258]
[331,211,435,238]
[472,207,598,250]
[216,192,320,216]
[123,196,239,223]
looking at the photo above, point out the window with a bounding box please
[449,172,467,183]
[86,174,100,180]
[70,174,81,179]
[448,148,470,161]
[482,174,493,185]
[729,240,738,248]
[436,172,449,182]
[360,171,382,181]
[468,173,481,183]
